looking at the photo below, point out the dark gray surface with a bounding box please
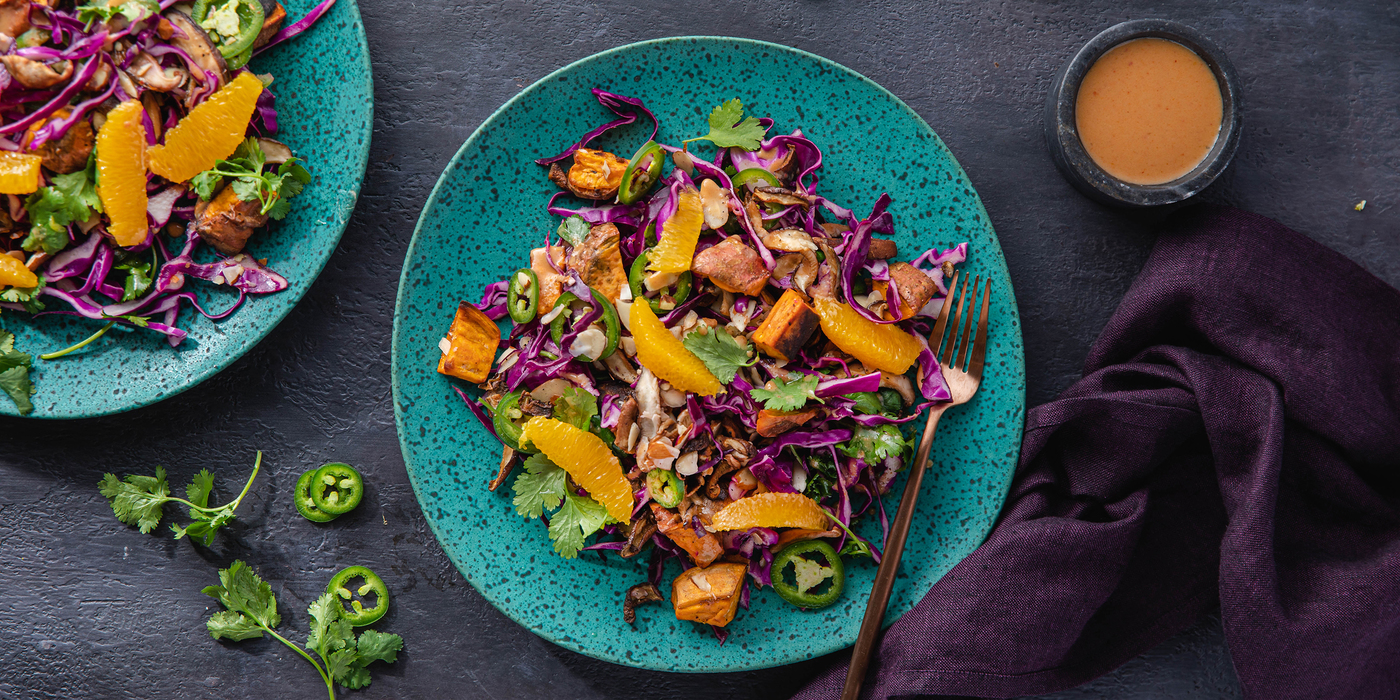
[2,1,1396,698]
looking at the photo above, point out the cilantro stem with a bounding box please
[167,451,263,514]
[264,625,336,700]
[40,320,116,360]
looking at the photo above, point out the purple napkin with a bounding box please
[796,206,1400,699]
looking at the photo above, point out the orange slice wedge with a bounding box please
[148,72,263,182]
[0,151,42,194]
[812,295,922,374]
[0,251,37,288]
[628,300,722,395]
[519,416,633,522]
[711,492,829,531]
[95,100,150,247]
[647,186,702,273]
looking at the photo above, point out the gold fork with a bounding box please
[840,271,992,700]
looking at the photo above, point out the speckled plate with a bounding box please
[0,0,372,419]
[392,37,1025,672]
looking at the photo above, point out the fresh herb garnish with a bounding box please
[552,386,597,431]
[0,327,34,414]
[23,168,101,255]
[750,373,822,412]
[191,138,310,220]
[97,451,263,545]
[113,248,157,302]
[683,98,767,151]
[0,276,44,313]
[204,561,403,698]
[76,0,157,26]
[556,215,590,246]
[820,511,875,560]
[510,453,613,558]
[681,326,757,383]
[838,424,909,464]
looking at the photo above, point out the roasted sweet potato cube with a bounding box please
[566,148,628,200]
[530,246,567,318]
[751,289,820,361]
[756,407,820,437]
[567,223,627,303]
[652,503,724,567]
[692,237,769,296]
[672,562,748,627]
[436,301,500,383]
[889,261,938,317]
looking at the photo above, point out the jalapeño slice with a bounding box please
[326,565,389,626]
[309,462,363,516]
[295,468,338,522]
[771,539,845,609]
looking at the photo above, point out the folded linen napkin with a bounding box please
[796,205,1400,700]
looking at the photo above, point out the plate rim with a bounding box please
[391,34,1026,672]
[4,0,375,420]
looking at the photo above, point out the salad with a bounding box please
[0,0,336,414]
[437,88,969,637]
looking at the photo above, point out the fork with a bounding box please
[840,271,992,700]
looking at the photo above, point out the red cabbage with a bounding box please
[254,0,337,55]
[535,88,659,166]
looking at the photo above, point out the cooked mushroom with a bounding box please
[193,186,268,254]
[488,446,517,491]
[128,51,187,92]
[623,582,664,624]
[84,59,113,92]
[699,178,729,229]
[692,237,768,297]
[0,56,72,89]
[752,186,811,209]
[868,238,899,260]
[619,508,656,559]
[32,116,93,174]
[164,10,227,83]
[762,229,819,293]
[0,0,30,39]
[257,137,294,164]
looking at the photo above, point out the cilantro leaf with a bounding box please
[206,610,266,641]
[511,454,567,519]
[186,469,215,509]
[98,465,170,533]
[750,374,822,412]
[325,648,360,685]
[23,169,101,254]
[306,591,345,654]
[548,491,611,559]
[685,98,767,151]
[0,277,44,313]
[839,424,909,464]
[202,560,281,629]
[353,629,403,665]
[556,215,590,246]
[681,327,756,383]
[190,138,310,218]
[0,328,34,415]
[552,386,597,431]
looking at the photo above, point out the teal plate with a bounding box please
[392,37,1026,672]
[0,0,372,418]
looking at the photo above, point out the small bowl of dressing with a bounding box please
[1046,19,1243,207]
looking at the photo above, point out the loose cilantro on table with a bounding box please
[204,561,403,699]
[97,451,263,545]
[510,453,614,558]
[191,138,310,220]
[750,373,822,412]
[556,215,591,246]
[0,327,35,414]
[683,98,767,151]
[682,327,757,383]
[23,167,101,255]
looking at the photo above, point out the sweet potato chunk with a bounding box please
[868,238,898,260]
[889,261,938,317]
[194,185,268,254]
[692,236,768,296]
[751,289,820,361]
[567,223,627,303]
[530,246,567,318]
[756,407,820,437]
[437,301,500,383]
[652,503,724,568]
[672,562,748,627]
[565,148,628,200]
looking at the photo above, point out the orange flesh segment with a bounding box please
[147,72,263,182]
[812,295,922,374]
[628,300,722,396]
[0,151,42,194]
[711,492,829,531]
[95,101,150,247]
[0,252,37,288]
[519,416,633,522]
[647,186,702,273]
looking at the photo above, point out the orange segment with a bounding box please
[628,300,722,396]
[95,101,149,247]
[812,296,922,374]
[711,493,829,531]
[0,151,41,194]
[647,186,702,273]
[148,72,263,182]
[0,252,37,288]
[519,416,633,522]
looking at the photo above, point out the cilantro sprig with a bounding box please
[750,373,822,412]
[838,424,911,465]
[97,451,263,546]
[511,453,615,558]
[191,138,310,220]
[76,0,157,27]
[556,215,590,246]
[682,98,767,151]
[682,326,757,383]
[0,327,34,414]
[204,562,403,698]
[23,166,101,255]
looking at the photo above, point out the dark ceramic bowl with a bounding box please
[1045,19,1243,207]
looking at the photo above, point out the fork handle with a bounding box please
[840,403,950,700]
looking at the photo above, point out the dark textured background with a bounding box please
[2,1,1396,698]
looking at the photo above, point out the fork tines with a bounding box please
[929,272,991,378]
